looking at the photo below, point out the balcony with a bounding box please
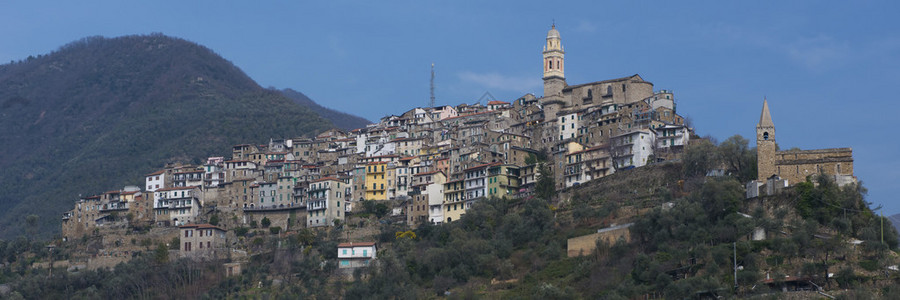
[155,199,195,210]
[100,202,130,212]
[307,198,328,211]
[308,185,331,193]
[243,203,305,212]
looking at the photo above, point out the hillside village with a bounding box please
[0,24,888,299]
[54,25,870,289]
[61,25,692,248]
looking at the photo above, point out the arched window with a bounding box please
[763,132,769,140]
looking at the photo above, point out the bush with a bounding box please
[859,260,878,271]
[169,237,180,250]
[234,227,249,237]
[261,217,271,228]
[835,267,858,288]
[269,227,281,234]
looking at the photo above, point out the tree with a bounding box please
[208,214,219,226]
[261,217,271,228]
[536,162,555,201]
[169,237,180,250]
[24,214,39,239]
[155,243,169,263]
[717,135,756,182]
[682,139,718,178]
[362,200,390,218]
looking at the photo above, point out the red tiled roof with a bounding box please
[179,223,225,231]
[441,110,495,121]
[464,162,501,171]
[487,100,509,105]
[337,242,376,247]
[313,177,339,183]
[146,170,165,176]
[174,170,203,174]
[155,186,195,192]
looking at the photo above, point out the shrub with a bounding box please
[234,227,249,237]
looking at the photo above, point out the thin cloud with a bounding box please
[574,20,598,33]
[703,25,850,71]
[785,34,848,70]
[457,71,542,92]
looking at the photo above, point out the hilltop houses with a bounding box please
[62,25,694,241]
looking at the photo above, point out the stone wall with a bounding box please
[566,224,632,257]
[243,208,304,230]
[774,148,853,185]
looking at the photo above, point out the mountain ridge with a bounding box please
[0,34,339,238]
[277,88,370,131]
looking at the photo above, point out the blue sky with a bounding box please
[2,1,899,214]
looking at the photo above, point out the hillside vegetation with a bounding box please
[0,34,334,238]
[3,138,897,299]
[278,88,371,131]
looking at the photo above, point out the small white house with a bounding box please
[611,130,656,169]
[337,242,377,268]
[145,170,166,192]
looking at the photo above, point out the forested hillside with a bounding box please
[0,34,333,238]
[278,88,371,130]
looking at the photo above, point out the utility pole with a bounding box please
[733,242,738,293]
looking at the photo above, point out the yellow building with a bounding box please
[442,178,466,223]
[365,161,388,200]
[487,164,520,198]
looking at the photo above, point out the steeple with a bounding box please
[758,98,774,128]
[543,24,566,97]
[756,98,777,181]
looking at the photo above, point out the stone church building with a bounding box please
[753,99,856,192]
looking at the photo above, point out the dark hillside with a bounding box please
[278,88,371,130]
[890,214,900,237]
[0,34,332,238]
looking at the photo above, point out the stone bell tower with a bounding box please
[543,24,566,97]
[757,99,777,181]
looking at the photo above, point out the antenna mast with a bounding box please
[430,63,435,108]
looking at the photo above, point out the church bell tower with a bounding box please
[543,24,566,97]
[757,99,777,181]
